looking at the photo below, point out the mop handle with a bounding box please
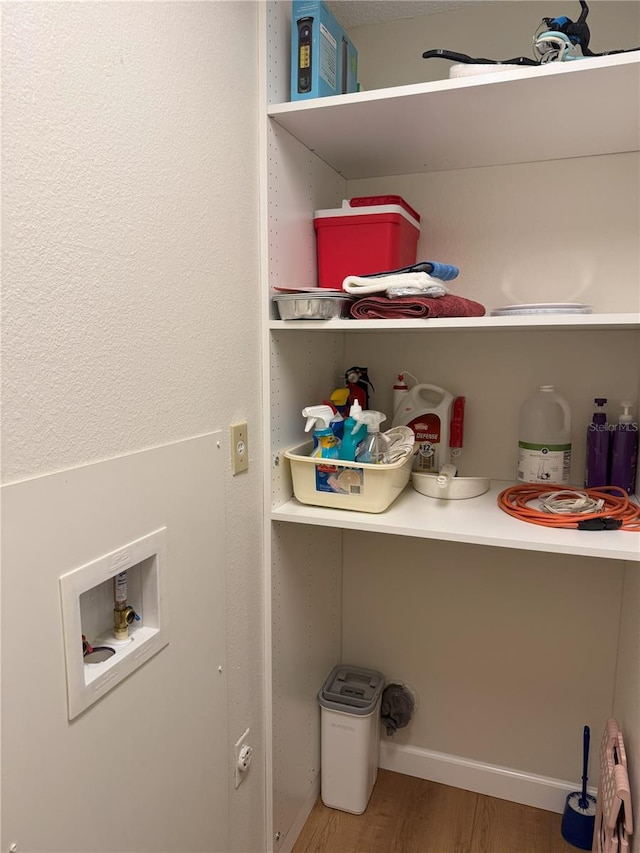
[580,725,590,808]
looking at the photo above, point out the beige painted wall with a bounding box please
[342,533,624,781]
[336,0,640,839]
[348,1,640,90]
[1,2,264,851]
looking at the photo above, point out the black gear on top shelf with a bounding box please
[422,1,639,67]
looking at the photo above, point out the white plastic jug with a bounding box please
[392,382,454,472]
[517,385,572,485]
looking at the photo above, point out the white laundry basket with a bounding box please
[318,665,385,814]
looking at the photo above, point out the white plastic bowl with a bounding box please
[411,472,490,500]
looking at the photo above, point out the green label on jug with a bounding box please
[517,442,571,485]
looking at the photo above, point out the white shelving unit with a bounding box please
[267,52,640,178]
[266,47,640,558]
[261,4,640,851]
[269,313,640,332]
[273,483,640,562]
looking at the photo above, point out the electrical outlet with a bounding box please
[230,422,249,475]
[234,727,252,788]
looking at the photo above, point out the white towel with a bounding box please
[342,272,449,297]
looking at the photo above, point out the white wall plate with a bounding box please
[59,528,169,719]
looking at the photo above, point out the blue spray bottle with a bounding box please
[338,400,368,461]
[302,405,341,459]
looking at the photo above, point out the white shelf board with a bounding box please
[268,53,640,178]
[269,313,640,332]
[272,482,640,562]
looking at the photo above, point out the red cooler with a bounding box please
[314,195,421,290]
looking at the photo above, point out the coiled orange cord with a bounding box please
[497,484,640,531]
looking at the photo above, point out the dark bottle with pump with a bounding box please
[585,398,610,488]
[609,401,638,494]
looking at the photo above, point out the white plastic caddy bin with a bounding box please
[318,664,385,814]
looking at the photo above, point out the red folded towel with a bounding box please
[349,294,486,320]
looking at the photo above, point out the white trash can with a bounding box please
[318,665,385,814]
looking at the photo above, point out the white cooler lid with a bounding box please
[314,198,420,232]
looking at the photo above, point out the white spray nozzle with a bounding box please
[302,405,334,432]
[348,399,363,419]
[437,464,457,487]
[357,410,387,433]
[345,400,364,435]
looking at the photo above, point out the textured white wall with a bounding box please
[2,0,260,481]
[1,2,264,851]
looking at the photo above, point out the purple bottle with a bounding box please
[585,398,610,488]
[609,401,639,495]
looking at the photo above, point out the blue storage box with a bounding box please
[291,0,358,101]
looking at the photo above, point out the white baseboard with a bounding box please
[277,774,321,853]
[280,743,597,853]
[379,741,596,815]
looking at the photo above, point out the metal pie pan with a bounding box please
[273,293,354,320]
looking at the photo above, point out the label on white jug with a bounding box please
[407,414,441,472]
[517,442,571,484]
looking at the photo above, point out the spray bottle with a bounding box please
[609,401,638,494]
[322,399,345,441]
[302,405,341,459]
[338,400,368,461]
[355,411,390,464]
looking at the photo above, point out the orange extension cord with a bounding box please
[497,484,640,531]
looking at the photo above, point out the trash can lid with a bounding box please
[319,665,385,714]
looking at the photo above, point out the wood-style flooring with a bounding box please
[292,770,580,853]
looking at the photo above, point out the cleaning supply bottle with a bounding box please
[585,398,610,488]
[392,373,409,417]
[355,410,390,464]
[391,379,455,472]
[302,405,341,459]
[329,386,350,417]
[338,400,368,461]
[322,400,345,441]
[517,385,572,485]
[609,401,638,494]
